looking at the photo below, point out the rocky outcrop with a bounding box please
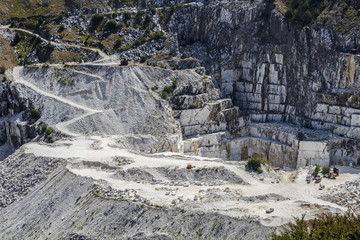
[0,82,37,157]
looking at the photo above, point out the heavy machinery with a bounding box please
[328,171,336,179]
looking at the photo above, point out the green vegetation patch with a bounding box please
[272,209,360,239]
[10,0,65,19]
[284,0,329,28]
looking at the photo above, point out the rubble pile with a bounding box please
[0,151,65,208]
[93,185,151,205]
[321,179,360,206]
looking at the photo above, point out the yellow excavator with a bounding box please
[328,171,336,179]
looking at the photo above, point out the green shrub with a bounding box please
[117,21,126,29]
[284,0,326,28]
[0,65,5,74]
[163,85,173,94]
[153,31,165,40]
[123,12,131,22]
[30,107,41,121]
[144,14,151,26]
[149,5,156,15]
[90,14,104,30]
[104,19,117,31]
[41,124,48,133]
[313,164,321,177]
[45,127,55,136]
[272,209,360,239]
[171,78,178,89]
[321,166,330,175]
[58,24,65,33]
[151,85,158,91]
[247,157,263,173]
[47,134,54,143]
[135,10,144,24]
[11,32,21,46]
[140,55,147,63]
[161,90,168,99]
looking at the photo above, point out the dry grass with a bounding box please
[0,36,17,69]
[49,50,82,64]
[10,0,65,19]
[101,33,119,54]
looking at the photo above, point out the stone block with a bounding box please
[275,54,283,65]
[351,113,360,127]
[296,141,330,168]
[315,104,329,114]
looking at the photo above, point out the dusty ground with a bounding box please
[23,136,360,227]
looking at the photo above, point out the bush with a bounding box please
[140,55,147,63]
[90,14,104,29]
[247,157,263,173]
[171,78,178,89]
[144,14,151,26]
[0,65,5,74]
[151,85,158,91]
[45,127,55,136]
[321,166,330,175]
[163,85,173,94]
[47,134,54,143]
[161,90,168,99]
[153,31,165,40]
[11,32,21,46]
[58,24,65,33]
[135,10,144,24]
[117,21,126,29]
[114,37,123,49]
[313,164,321,177]
[123,12,131,22]
[41,124,48,133]
[149,5,156,15]
[104,19,117,31]
[30,107,41,121]
[271,209,360,239]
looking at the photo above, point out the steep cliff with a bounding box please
[167,0,360,167]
